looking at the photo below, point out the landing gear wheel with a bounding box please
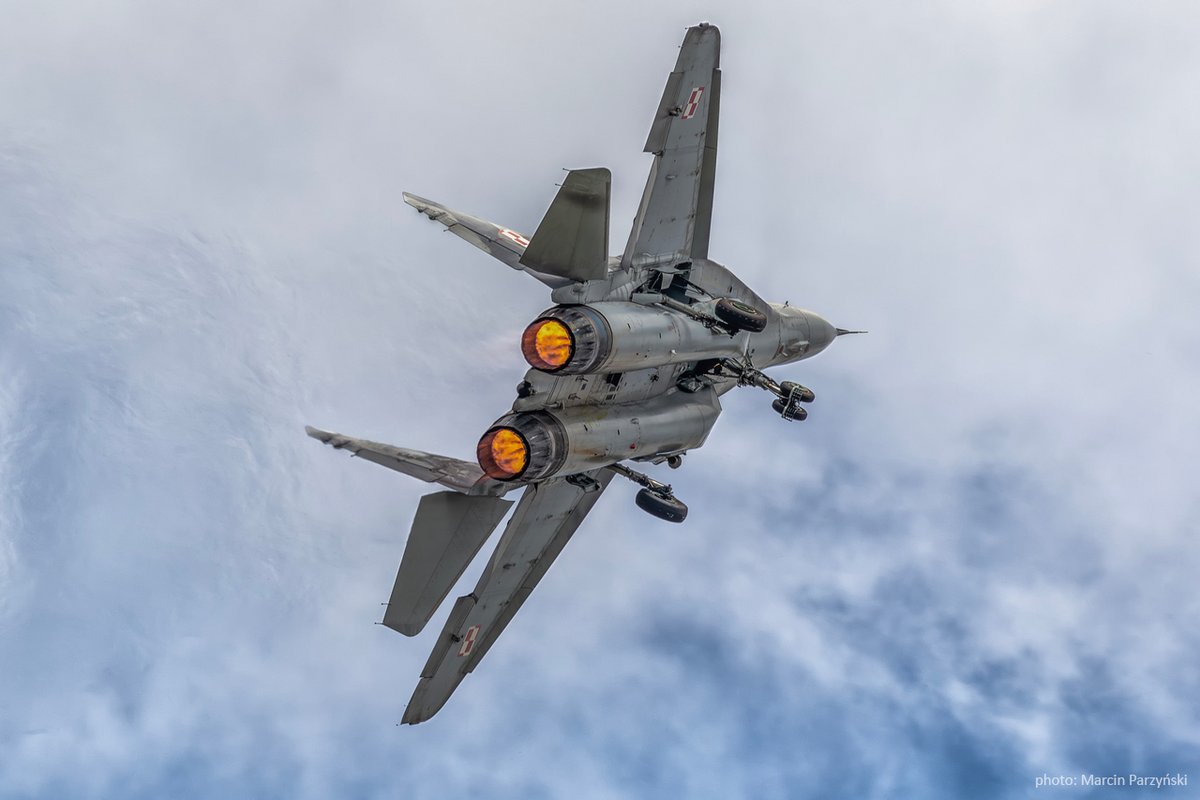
[779,381,815,403]
[714,298,768,333]
[772,397,808,421]
[635,489,688,523]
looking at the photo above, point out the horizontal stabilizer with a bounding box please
[305,426,506,496]
[402,193,571,289]
[384,491,513,637]
[519,168,610,283]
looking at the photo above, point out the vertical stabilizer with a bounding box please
[383,491,513,636]
[519,167,611,282]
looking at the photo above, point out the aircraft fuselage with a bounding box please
[477,258,838,484]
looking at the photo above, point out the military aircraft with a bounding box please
[307,22,859,724]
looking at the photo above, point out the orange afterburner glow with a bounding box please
[477,427,529,480]
[521,318,573,371]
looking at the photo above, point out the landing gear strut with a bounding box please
[717,358,815,422]
[607,462,688,523]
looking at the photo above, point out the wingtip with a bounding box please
[382,616,425,638]
[401,683,437,725]
[403,193,457,225]
[305,425,333,442]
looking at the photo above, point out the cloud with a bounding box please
[2,2,1199,798]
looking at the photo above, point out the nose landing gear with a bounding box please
[772,397,808,421]
[717,358,816,422]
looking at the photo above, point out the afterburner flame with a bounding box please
[477,427,529,480]
[521,318,573,371]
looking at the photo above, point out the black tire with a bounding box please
[714,298,768,333]
[772,397,808,421]
[635,489,688,523]
[779,381,815,403]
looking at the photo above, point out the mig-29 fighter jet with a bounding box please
[307,22,860,724]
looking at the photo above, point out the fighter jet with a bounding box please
[307,22,859,724]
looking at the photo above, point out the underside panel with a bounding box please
[511,363,690,413]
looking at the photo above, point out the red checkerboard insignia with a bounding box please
[458,624,480,657]
[680,86,705,120]
[499,228,530,248]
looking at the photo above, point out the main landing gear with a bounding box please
[632,285,768,337]
[716,358,816,422]
[713,298,768,333]
[606,462,688,523]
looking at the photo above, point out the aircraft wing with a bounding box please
[621,23,722,268]
[401,470,613,724]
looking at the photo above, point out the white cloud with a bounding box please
[0,359,31,624]
[2,1,1199,797]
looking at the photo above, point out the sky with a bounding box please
[2,1,1199,797]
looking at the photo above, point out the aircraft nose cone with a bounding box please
[807,313,837,355]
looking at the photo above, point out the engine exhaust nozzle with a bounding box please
[476,412,569,482]
[476,426,529,480]
[519,306,610,374]
[521,318,574,372]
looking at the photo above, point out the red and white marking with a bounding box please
[458,624,480,657]
[498,228,530,248]
[680,86,705,120]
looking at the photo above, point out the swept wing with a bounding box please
[622,23,721,267]
[402,470,612,723]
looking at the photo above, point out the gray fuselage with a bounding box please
[486,257,838,482]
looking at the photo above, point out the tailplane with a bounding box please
[305,426,506,496]
[402,193,570,289]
